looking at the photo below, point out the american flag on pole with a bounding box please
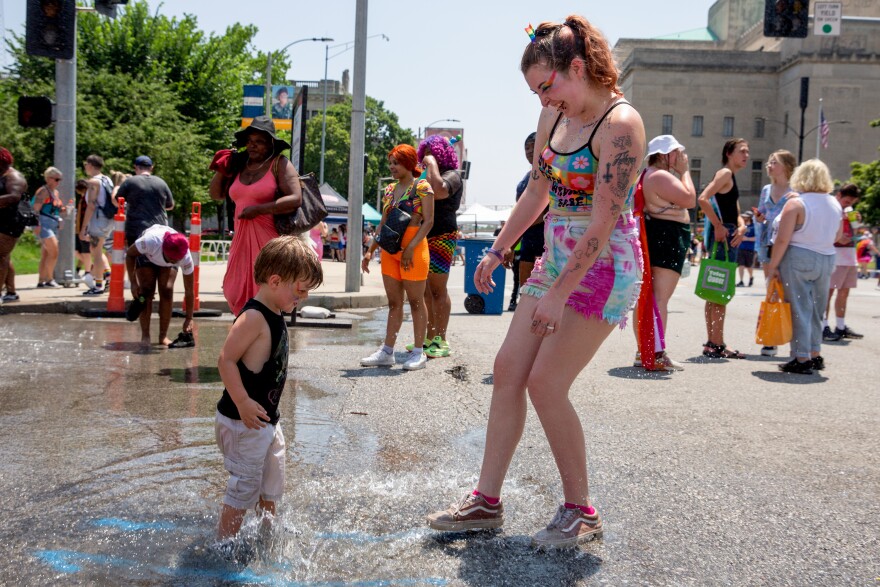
[820,106,830,149]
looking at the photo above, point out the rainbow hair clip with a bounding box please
[525,23,536,43]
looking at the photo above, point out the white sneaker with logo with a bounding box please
[360,348,395,367]
[402,350,427,371]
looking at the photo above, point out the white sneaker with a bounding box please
[760,346,778,356]
[402,350,427,371]
[83,272,96,289]
[360,348,394,367]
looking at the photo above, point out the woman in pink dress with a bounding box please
[209,116,303,315]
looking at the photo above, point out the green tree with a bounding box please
[1,0,286,224]
[849,156,880,226]
[302,96,415,203]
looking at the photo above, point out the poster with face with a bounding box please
[271,85,295,121]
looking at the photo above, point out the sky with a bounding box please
[2,0,718,206]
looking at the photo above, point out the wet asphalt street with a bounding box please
[0,266,877,586]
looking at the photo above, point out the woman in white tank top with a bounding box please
[764,159,843,375]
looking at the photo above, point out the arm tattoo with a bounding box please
[612,151,637,194]
[602,163,613,184]
[610,203,622,217]
[612,135,632,150]
[585,237,600,257]
[531,169,541,181]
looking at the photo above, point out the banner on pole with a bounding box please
[290,86,308,173]
[241,85,264,125]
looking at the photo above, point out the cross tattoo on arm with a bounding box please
[602,163,613,184]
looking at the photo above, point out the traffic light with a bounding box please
[95,0,129,19]
[763,0,809,38]
[18,96,54,128]
[26,0,76,60]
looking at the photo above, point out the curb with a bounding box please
[0,293,388,315]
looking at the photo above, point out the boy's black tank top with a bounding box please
[716,175,740,225]
[217,298,289,426]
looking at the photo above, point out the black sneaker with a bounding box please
[748,277,754,287]
[811,356,825,371]
[736,281,745,287]
[168,331,195,348]
[125,296,147,322]
[507,301,517,312]
[834,326,863,340]
[779,358,813,375]
[822,326,842,342]
[82,287,105,296]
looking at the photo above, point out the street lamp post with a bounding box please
[320,34,389,185]
[420,118,460,139]
[265,37,333,117]
[760,117,851,163]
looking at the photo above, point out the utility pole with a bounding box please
[345,0,367,292]
[54,33,77,285]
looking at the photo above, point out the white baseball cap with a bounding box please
[646,135,685,158]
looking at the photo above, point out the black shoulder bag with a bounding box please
[375,182,415,254]
[271,157,328,235]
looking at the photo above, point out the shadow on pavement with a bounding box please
[103,341,159,354]
[157,366,222,384]
[606,367,673,380]
[750,370,829,384]
[339,367,410,378]
[423,531,601,586]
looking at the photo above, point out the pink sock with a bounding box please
[473,490,500,505]
[564,502,596,516]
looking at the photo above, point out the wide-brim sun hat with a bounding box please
[234,115,291,153]
[646,135,685,158]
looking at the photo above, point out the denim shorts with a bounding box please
[39,216,60,240]
[87,212,115,243]
[215,411,286,510]
[520,212,642,327]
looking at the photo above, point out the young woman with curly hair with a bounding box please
[416,135,463,358]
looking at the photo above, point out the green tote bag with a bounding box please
[695,241,737,305]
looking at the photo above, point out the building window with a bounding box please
[751,161,763,194]
[754,118,765,139]
[783,112,789,136]
[662,115,673,135]
[691,158,702,192]
[723,117,735,137]
[692,116,703,137]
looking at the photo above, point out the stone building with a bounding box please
[614,0,880,205]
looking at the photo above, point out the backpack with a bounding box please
[97,175,117,218]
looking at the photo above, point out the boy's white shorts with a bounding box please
[215,410,285,510]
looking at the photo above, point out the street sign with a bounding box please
[814,2,842,36]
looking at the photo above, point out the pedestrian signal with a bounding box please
[763,0,809,39]
[18,96,54,128]
[26,0,76,60]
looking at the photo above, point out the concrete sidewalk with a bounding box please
[0,257,389,315]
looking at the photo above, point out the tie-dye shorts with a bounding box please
[520,212,643,328]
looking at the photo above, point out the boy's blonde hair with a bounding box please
[253,235,323,289]
[790,159,834,194]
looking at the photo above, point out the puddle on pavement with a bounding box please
[0,313,598,585]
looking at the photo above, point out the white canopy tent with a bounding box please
[457,203,511,227]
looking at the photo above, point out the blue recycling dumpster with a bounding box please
[461,239,506,315]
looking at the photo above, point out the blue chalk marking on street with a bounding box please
[92,517,177,531]
[33,548,450,586]
[315,529,428,543]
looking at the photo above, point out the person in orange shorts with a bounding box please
[360,144,434,371]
